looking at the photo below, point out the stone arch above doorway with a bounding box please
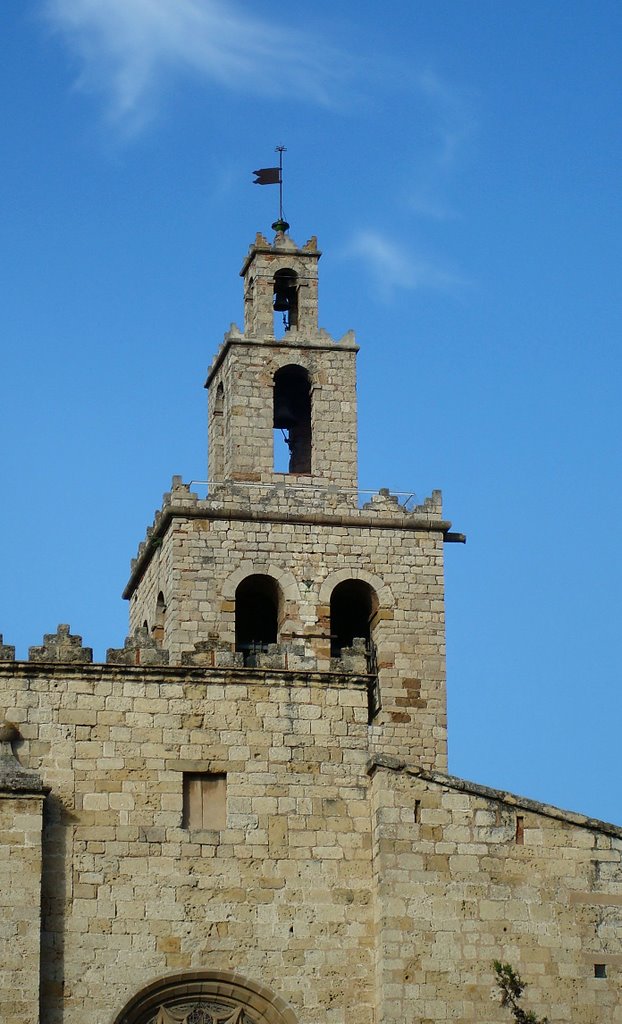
[112,971,299,1024]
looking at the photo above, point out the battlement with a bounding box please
[127,476,448,583]
[0,623,377,677]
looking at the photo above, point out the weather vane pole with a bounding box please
[252,146,289,233]
[275,145,286,227]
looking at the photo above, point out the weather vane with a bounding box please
[253,146,289,233]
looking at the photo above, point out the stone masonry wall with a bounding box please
[0,792,46,1023]
[206,334,359,490]
[127,495,448,771]
[241,233,320,339]
[0,664,375,1024]
[370,760,622,1024]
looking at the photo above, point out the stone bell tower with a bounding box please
[125,227,455,770]
[207,231,358,491]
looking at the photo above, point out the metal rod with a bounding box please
[276,145,286,222]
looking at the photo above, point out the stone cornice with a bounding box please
[0,661,369,688]
[205,331,359,387]
[123,503,451,599]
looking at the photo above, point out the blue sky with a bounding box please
[1,1,621,822]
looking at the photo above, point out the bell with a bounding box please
[273,397,297,430]
[273,289,290,312]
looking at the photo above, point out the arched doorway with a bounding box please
[112,970,298,1024]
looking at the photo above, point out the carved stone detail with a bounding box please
[148,1001,253,1024]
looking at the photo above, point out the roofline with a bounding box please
[367,754,622,840]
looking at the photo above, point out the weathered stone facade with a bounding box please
[0,228,620,1023]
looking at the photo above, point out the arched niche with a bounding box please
[273,364,312,474]
[329,578,379,658]
[111,970,299,1024]
[235,573,282,662]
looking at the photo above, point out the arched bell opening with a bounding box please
[244,274,255,329]
[329,579,379,659]
[273,364,312,474]
[235,574,282,664]
[273,268,298,334]
[152,591,166,644]
[209,380,226,482]
[213,381,224,416]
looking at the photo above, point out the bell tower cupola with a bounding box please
[241,230,320,338]
[206,229,359,492]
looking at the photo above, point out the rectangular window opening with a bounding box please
[414,800,421,824]
[594,964,607,979]
[515,815,524,845]
[182,772,226,831]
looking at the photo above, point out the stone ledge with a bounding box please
[0,661,369,689]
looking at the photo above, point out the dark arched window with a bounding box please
[273,364,312,474]
[213,381,224,416]
[273,268,298,332]
[330,579,378,658]
[235,574,281,663]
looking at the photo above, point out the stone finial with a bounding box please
[28,625,93,664]
[0,721,47,794]
[0,635,16,661]
[106,626,170,667]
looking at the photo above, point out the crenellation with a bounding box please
[106,627,170,666]
[0,634,15,661]
[28,624,93,664]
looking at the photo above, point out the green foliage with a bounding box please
[493,961,549,1024]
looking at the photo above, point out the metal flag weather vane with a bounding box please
[253,146,289,233]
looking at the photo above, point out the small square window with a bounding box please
[182,772,226,830]
[594,963,607,979]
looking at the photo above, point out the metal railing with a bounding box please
[189,480,419,510]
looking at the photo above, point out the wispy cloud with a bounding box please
[345,230,466,300]
[403,69,476,221]
[417,69,475,169]
[44,0,351,131]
